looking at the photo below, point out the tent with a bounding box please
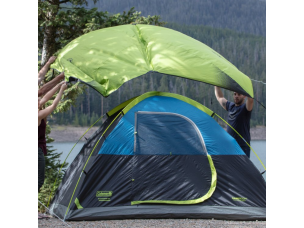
[49,91,266,221]
[51,24,254,98]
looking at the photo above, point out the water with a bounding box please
[50,140,266,179]
[50,141,85,165]
[250,140,266,180]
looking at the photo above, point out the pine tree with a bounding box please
[38,1,166,212]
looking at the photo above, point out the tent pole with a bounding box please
[64,112,123,219]
[214,113,266,171]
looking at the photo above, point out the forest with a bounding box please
[50,22,266,128]
[87,0,266,36]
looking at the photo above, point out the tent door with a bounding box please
[131,111,215,205]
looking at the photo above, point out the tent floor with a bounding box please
[52,204,265,221]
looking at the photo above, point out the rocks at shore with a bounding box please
[49,125,266,142]
[250,125,266,141]
[49,125,99,142]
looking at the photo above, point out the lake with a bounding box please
[50,140,266,180]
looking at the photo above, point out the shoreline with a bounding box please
[49,125,266,142]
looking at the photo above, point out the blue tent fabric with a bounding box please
[98,96,245,156]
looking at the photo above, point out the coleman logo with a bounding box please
[98,198,111,201]
[96,191,112,197]
[96,191,112,201]
[232,197,247,201]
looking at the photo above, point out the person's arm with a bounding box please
[246,97,254,111]
[214,86,228,110]
[38,83,67,121]
[38,56,56,86]
[38,72,65,97]
[39,81,65,107]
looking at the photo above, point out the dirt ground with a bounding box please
[49,125,266,142]
[38,217,266,228]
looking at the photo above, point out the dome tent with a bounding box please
[49,91,266,221]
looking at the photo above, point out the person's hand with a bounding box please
[60,82,68,91]
[47,56,57,64]
[57,72,65,80]
[56,81,65,88]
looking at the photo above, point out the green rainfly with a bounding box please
[51,24,254,98]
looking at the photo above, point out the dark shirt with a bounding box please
[38,119,47,155]
[226,101,251,147]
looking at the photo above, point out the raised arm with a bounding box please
[246,97,254,111]
[214,86,228,110]
[38,83,67,122]
[39,81,65,107]
[38,72,65,97]
[38,56,56,86]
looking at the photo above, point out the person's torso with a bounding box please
[226,101,251,147]
[38,119,47,155]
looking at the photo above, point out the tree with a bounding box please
[38,0,165,66]
[38,0,165,113]
[38,0,165,211]
[38,125,68,213]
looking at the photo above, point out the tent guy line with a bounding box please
[38,200,72,227]
[250,79,266,85]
